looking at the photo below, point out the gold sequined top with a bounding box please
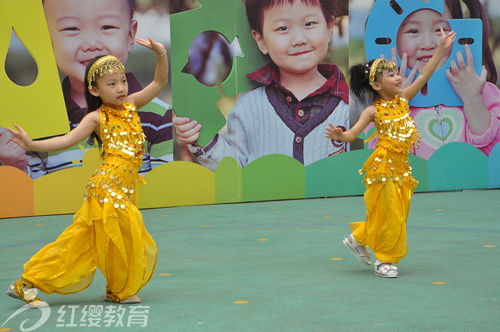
[84,103,146,212]
[360,96,420,187]
[100,102,145,165]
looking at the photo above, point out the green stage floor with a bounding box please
[1,189,499,331]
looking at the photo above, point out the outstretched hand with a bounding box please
[325,123,344,141]
[6,124,34,151]
[127,36,169,110]
[439,27,456,51]
[136,36,166,57]
[0,127,29,170]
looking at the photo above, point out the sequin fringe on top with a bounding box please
[83,102,146,217]
[360,96,420,187]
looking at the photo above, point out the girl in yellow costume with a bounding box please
[326,28,455,278]
[6,37,168,306]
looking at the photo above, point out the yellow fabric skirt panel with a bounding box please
[351,179,415,264]
[22,212,98,295]
[22,196,157,300]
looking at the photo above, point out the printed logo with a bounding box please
[1,304,51,332]
[1,304,150,330]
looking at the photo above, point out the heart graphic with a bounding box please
[429,118,453,141]
[413,107,465,150]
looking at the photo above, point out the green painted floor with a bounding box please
[1,189,499,331]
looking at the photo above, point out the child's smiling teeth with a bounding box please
[418,57,431,64]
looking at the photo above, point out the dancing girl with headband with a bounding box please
[326,28,455,277]
[5,36,168,306]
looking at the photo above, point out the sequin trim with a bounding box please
[105,290,121,303]
[360,96,420,187]
[14,279,45,308]
[83,103,145,214]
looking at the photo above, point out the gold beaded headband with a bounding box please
[87,55,125,90]
[369,58,396,84]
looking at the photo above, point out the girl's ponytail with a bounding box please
[349,60,379,104]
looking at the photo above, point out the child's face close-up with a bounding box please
[376,68,403,97]
[396,8,453,73]
[252,1,332,78]
[91,73,129,109]
[43,0,137,86]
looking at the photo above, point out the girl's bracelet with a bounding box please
[157,50,167,58]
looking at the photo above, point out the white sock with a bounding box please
[349,234,362,247]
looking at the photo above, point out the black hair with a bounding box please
[42,0,135,19]
[349,59,381,105]
[245,0,337,35]
[84,55,106,147]
[84,56,105,113]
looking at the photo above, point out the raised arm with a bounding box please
[401,28,456,101]
[326,105,376,143]
[127,37,169,110]
[7,111,100,152]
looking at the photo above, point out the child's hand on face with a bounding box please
[325,123,344,141]
[446,44,488,100]
[136,36,166,57]
[0,127,29,170]
[173,116,202,145]
[6,124,34,152]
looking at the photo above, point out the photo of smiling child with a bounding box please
[0,0,173,178]
[351,0,500,159]
[174,0,350,171]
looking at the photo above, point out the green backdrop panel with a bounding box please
[242,154,305,202]
[428,142,489,191]
[215,156,243,203]
[409,154,429,193]
[305,150,370,198]
[488,143,500,189]
[170,0,268,146]
[171,2,228,146]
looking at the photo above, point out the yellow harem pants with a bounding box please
[21,197,158,300]
[351,179,415,264]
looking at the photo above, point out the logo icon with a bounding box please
[1,304,51,332]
